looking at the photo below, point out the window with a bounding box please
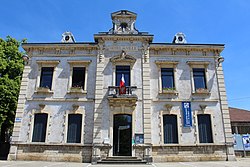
[40,67,54,89]
[36,60,59,92]
[32,113,48,142]
[67,114,82,143]
[155,61,178,94]
[198,114,213,143]
[163,115,178,144]
[193,68,207,90]
[67,60,91,93]
[161,68,175,89]
[116,66,130,86]
[72,67,85,89]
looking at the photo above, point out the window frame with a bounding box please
[155,61,178,94]
[67,60,91,94]
[193,68,207,90]
[161,68,175,90]
[32,113,48,142]
[115,65,131,87]
[159,108,180,145]
[29,107,50,143]
[36,60,60,93]
[197,114,214,143]
[187,61,210,94]
[66,113,83,143]
[64,104,85,144]
[162,114,179,144]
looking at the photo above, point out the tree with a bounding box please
[0,36,25,142]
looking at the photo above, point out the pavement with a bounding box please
[0,158,250,167]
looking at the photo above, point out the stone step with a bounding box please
[97,156,147,164]
[98,160,147,164]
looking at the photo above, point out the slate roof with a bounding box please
[229,107,250,122]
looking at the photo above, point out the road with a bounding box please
[0,158,250,167]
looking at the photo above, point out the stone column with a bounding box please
[217,63,236,161]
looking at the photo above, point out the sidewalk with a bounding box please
[0,158,250,167]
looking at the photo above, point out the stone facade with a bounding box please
[8,10,235,162]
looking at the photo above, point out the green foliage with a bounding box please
[0,36,24,134]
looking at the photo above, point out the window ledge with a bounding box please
[159,90,178,95]
[35,87,53,94]
[67,88,87,94]
[192,89,210,95]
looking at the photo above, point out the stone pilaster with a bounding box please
[217,64,235,161]
[92,43,105,164]
[8,64,31,160]
[142,44,152,144]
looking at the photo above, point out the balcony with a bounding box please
[108,86,137,97]
[108,86,138,107]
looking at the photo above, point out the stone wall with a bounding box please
[11,144,92,162]
[152,145,227,162]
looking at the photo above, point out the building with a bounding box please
[229,107,250,134]
[8,10,235,162]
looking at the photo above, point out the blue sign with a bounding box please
[242,135,250,150]
[135,134,144,144]
[15,117,22,123]
[182,102,192,127]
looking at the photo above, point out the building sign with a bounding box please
[135,134,144,144]
[107,46,139,51]
[182,101,192,127]
[15,118,22,123]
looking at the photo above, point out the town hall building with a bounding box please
[8,10,235,162]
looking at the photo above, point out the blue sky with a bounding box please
[1,0,250,110]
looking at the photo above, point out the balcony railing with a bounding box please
[108,86,137,98]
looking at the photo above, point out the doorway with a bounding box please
[113,114,132,156]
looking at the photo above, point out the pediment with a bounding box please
[111,10,137,19]
[110,50,136,65]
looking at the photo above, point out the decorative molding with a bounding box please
[110,50,136,65]
[155,60,179,67]
[67,60,91,65]
[186,61,210,67]
[36,60,60,66]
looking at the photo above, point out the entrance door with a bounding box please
[113,114,132,156]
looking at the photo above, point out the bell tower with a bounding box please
[109,10,139,34]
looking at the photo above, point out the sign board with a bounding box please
[233,134,244,151]
[182,101,192,127]
[15,118,22,123]
[135,134,144,144]
[242,135,250,150]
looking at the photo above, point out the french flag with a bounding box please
[119,74,126,94]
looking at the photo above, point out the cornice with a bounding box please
[22,43,98,52]
[150,43,225,53]
[94,34,154,42]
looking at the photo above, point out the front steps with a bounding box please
[97,156,148,164]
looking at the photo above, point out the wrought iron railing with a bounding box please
[108,86,137,97]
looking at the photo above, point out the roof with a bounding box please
[229,107,250,122]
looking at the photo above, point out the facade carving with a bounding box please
[9,10,235,163]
